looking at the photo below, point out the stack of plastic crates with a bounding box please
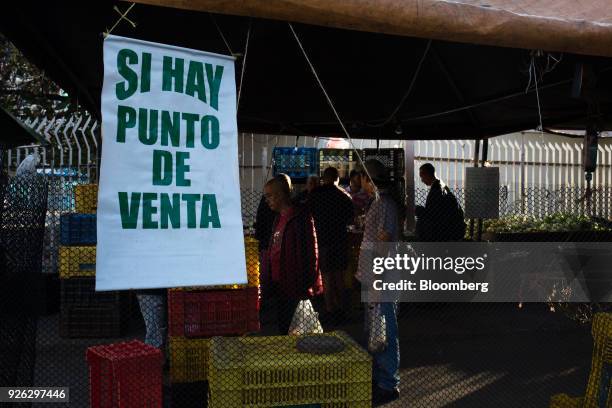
[272,147,318,181]
[59,184,130,338]
[86,340,162,407]
[168,236,260,384]
[318,148,358,183]
[362,148,405,178]
[208,331,372,407]
[549,394,584,408]
[550,312,612,407]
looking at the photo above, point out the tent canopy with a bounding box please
[135,0,612,59]
[1,1,611,140]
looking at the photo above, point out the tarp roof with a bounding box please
[0,106,47,148]
[1,1,611,140]
[136,0,612,58]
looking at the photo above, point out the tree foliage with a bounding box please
[0,32,72,117]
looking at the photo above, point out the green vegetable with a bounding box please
[483,213,612,233]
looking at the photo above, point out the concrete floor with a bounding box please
[30,303,592,408]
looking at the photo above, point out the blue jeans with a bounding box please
[136,294,167,349]
[371,302,400,391]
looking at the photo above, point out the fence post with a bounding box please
[476,139,488,241]
[520,133,526,214]
[81,116,92,180]
[404,141,415,233]
[469,139,481,240]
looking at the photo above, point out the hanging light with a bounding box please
[393,117,403,135]
[394,123,403,136]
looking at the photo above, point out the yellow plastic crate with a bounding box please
[584,313,612,408]
[322,403,371,408]
[169,336,209,383]
[208,331,371,408]
[238,383,369,407]
[208,396,370,408]
[592,313,612,340]
[549,394,583,408]
[59,246,96,278]
[75,184,98,214]
[244,236,260,287]
[171,237,259,291]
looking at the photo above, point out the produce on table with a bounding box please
[483,213,612,233]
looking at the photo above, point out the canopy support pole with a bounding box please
[476,139,489,241]
[469,139,481,240]
[404,141,415,234]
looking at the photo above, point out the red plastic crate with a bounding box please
[168,287,260,337]
[86,340,162,408]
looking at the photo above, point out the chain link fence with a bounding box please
[1,147,611,407]
[415,186,612,219]
[0,173,48,405]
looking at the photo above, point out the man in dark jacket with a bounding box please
[264,174,322,334]
[309,167,354,318]
[254,195,275,253]
[293,175,319,206]
[415,163,465,241]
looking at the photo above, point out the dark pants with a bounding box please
[273,283,299,334]
[321,268,344,313]
[319,244,349,315]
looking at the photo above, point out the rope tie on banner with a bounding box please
[288,22,378,196]
[208,15,251,110]
[209,13,234,56]
[103,4,137,38]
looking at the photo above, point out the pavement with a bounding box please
[29,302,592,408]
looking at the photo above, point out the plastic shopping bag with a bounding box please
[288,299,323,336]
[367,303,387,353]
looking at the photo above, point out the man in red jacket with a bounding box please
[264,174,323,334]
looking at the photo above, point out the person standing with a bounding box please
[255,195,276,253]
[294,175,320,206]
[415,163,466,241]
[309,167,354,321]
[356,159,401,405]
[345,169,370,217]
[254,193,277,300]
[136,290,167,350]
[264,174,323,334]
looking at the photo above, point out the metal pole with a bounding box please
[404,141,416,234]
[469,139,481,240]
[0,148,5,227]
[583,123,599,216]
[521,132,526,214]
[585,172,592,215]
[476,139,489,241]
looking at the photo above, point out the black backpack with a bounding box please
[442,186,467,240]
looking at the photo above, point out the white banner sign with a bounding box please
[97,35,246,290]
